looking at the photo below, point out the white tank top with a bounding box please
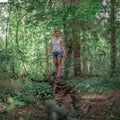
[52,39,62,52]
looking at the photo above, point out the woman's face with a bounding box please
[55,31,60,36]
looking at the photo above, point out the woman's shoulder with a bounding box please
[52,37,63,42]
[59,38,63,42]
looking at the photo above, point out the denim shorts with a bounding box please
[52,51,63,57]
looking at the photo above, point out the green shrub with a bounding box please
[66,77,120,94]
[109,106,120,120]
[30,81,53,100]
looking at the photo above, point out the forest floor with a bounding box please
[7,89,120,120]
[78,90,120,120]
[4,76,120,120]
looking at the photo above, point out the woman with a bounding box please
[47,29,67,78]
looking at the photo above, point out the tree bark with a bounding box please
[62,0,69,79]
[5,13,10,48]
[70,0,82,77]
[72,20,81,77]
[110,0,116,77]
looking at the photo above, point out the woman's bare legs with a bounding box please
[53,57,58,75]
[56,56,62,78]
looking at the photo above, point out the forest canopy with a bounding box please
[0,0,120,80]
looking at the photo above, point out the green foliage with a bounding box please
[13,91,30,103]
[67,77,120,94]
[0,0,120,78]
[29,81,53,100]
[0,85,25,118]
[0,86,14,102]
[109,106,120,120]
[0,1,120,119]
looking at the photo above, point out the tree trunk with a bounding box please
[72,23,81,77]
[110,0,116,77]
[5,13,10,48]
[62,0,69,79]
[45,37,50,75]
[70,0,82,77]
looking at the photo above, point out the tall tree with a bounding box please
[110,0,117,77]
[62,0,69,79]
[70,0,82,77]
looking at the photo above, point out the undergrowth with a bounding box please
[66,77,120,94]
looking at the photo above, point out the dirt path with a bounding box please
[78,90,120,120]
[49,77,120,120]
[47,77,80,119]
